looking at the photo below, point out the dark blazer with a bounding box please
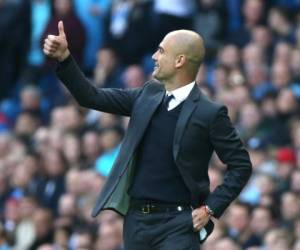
[57,56,252,219]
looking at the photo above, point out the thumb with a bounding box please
[58,21,65,37]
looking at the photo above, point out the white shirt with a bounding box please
[165,81,195,111]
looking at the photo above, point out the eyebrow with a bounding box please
[158,46,164,53]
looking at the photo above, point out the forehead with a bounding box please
[159,34,175,51]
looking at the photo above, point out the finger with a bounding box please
[44,43,55,51]
[44,39,59,49]
[43,48,51,56]
[58,20,65,37]
[47,35,60,45]
[43,44,57,54]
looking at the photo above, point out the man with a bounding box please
[43,21,252,250]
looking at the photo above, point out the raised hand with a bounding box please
[43,21,70,62]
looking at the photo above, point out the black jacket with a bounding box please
[57,56,252,219]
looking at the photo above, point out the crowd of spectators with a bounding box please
[1,0,300,249]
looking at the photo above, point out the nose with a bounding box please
[152,51,157,60]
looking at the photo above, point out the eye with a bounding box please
[157,46,164,54]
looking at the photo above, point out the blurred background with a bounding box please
[1,0,300,249]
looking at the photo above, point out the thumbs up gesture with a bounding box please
[43,21,70,62]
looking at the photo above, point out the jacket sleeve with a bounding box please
[204,106,252,218]
[56,55,143,116]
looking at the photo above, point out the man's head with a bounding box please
[152,30,205,87]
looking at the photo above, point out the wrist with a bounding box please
[201,205,214,217]
[58,49,70,62]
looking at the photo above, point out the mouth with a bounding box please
[154,63,159,70]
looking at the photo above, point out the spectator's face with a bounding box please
[226,204,250,233]
[244,63,267,87]
[33,209,53,239]
[73,233,92,250]
[15,113,39,136]
[82,131,100,160]
[274,42,291,64]
[240,103,261,130]
[66,169,81,195]
[242,44,264,66]
[21,87,40,111]
[4,199,20,222]
[96,211,123,250]
[281,192,300,220]
[250,207,273,235]
[78,170,101,194]
[51,107,66,131]
[264,229,292,250]
[218,45,240,68]
[276,89,297,114]
[37,245,55,250]
[23,154,39,176]
[260,96,277,117]
[19,197,37,219]
[251,26,272,48]
[213,67,228,91]
[0,133,11,158]
[54,228,69,249]
[49,129,64,151]
[214,238,241,250]
[277,162,294,180]
[257,175,275,196]
[291,171,300,193]
[248,149,266,169]
[58,194,76,217]
[290,49,300,74]
[96,49,117,73]
[243,0,264,25]
[12,164,32,188]
[100,130,121,151]
[268,8,290,35]
[43,149,65,176]
[99,113,118,129]
[34,127,50,154]
[62,135,80,164]
[123,65,145,88]
[294,220,300,240]
[54,0,71,17]
[271,62,291,88]
[259,194,275,207]
[64,106,82,132]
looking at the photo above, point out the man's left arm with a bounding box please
[204,105,252,218]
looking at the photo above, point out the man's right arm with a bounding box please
[57,55,141,116]
[43,21,141,116]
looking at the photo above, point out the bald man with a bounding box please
[44,22,252,250]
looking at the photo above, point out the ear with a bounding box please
[175,55,186,68]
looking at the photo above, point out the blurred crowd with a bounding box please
[1,0,300,249]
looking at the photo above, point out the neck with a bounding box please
[163,76,194,91]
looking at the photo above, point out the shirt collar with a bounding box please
[166,81,195,102]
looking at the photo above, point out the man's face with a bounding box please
[152,35,176,82]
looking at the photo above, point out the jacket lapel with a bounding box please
[173,84,200,161]
[132,88,165,148]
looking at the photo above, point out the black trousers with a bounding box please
[123,209,201,250]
